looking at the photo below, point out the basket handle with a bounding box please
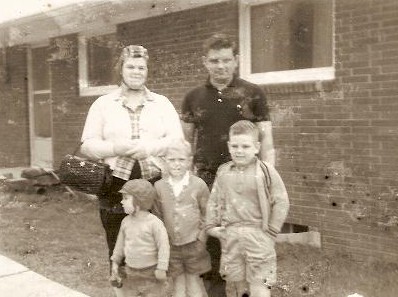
[71,141,84,156]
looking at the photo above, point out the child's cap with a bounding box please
[119,179,157,210]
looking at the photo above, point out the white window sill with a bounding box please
[241,67,335,86]
[79,85,118,97]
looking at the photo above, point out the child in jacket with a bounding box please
[206,120,289,297]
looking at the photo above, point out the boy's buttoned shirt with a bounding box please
[206,159,289,239]
[168,172,190,197]
[154,174,210,245]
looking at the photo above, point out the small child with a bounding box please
[206,120,289,297]
[153,139,211,297]
[110,179,170,297]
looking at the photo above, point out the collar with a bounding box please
[112,86,154,103]
[205,74,238,89]
[167,172,190,187]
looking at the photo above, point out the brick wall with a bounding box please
[49,34,93,167]
[48,32,129,167]
[0,45,30,167]
[327,0,398,260]
[265,0,398,261]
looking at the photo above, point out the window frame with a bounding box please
[78,27,119,97]
[238,0,335,85]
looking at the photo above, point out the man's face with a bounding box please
[228,134,260,168]
[121,57,148,90]
[203,48,238,84]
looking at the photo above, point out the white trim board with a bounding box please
[0,0,228,47]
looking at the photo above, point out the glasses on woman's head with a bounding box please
[122,45,149,60]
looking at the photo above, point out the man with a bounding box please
[181,34,275,297]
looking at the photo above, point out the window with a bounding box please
[239,0,334,85]
[31,46,52,138]
[78,30,119,96]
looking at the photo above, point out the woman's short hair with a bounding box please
[203,33,238,55]
[229,120,260,142]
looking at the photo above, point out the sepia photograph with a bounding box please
[0,0,397,296]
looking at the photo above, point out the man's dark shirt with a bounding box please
[181,76,270,186]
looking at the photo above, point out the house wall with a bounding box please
[0,0,397,261]
[0,45,30,167]
[265,0,398,262]
[49,34,92,165]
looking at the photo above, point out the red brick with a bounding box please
[382,19,398,27]
[342,61,370,68]
[371,73,398,81]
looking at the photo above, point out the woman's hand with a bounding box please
[113,139,150,159]
[125,140,149,160]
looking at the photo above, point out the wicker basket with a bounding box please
[58,154,112,195]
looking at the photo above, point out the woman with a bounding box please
[80,45,183,296]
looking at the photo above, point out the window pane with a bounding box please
[250,0,333,73]
[33,93,52,138]
[87,33,118,87]
[32,47,50,91]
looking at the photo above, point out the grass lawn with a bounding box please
[0,186,397,297]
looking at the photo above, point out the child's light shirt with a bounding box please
[207,158,290,238]
[111,212,169,271]
[213,161,263,227]
[154,175,210,246]
[168,172,190,197]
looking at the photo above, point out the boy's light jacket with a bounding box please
[206,159,289,239]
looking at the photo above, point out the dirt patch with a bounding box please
[0,187,397,297]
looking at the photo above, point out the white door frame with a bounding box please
[27,42,53,169]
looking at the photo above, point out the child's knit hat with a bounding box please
[119,179,157,210]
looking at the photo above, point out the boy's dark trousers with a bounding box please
[202,234,226,297]
[197,165,227,297]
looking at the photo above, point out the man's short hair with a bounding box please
[203,33,238,55]
[165,138,193,157]
[229,120,260,142]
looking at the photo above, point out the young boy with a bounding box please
[110,179,170,297]
[206,120,289,297]
[153,139,211,297]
